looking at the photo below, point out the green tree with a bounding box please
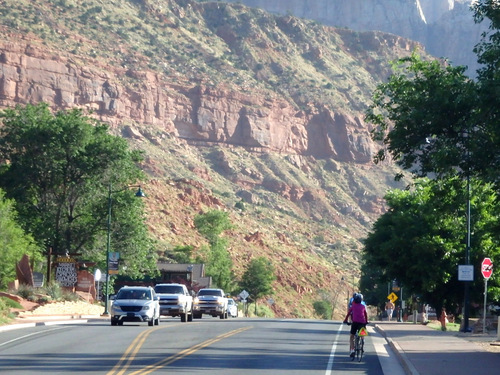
[363,2,500,315]
[366,3,500,186]
[366,52,478,180]
[194,210,234,290]
[0,103,156,277]
[239,256,275,314]
[206,238,234,291]
[471,1,500,184]
[362,178,500,314]
[194,210,233,244]
[169,245,195,264]
[0,189,39,289]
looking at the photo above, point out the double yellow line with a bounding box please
[107,326,251,375]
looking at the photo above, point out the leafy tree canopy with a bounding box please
[194,210,233,244]
[0,189,39,289]
[361,178,500,313]
[363,2,500,314]
[239,256,275,302]
[0,103,156,278]
[194,210,234,290]
[366,53,478,180]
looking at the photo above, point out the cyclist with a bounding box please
[348,292,366,309]
[343,293,368,358]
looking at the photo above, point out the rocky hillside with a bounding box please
[222,0,487,75]
[0,0,414,318]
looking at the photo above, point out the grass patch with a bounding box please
[426,320,460,332]
[0,297,21,324]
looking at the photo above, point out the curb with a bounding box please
[375,324,420,375]
[0,315,107,333]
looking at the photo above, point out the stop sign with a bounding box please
[481,258,493,279]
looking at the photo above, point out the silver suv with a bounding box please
[110,286,160,326]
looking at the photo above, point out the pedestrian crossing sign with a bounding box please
[387,292,398,303]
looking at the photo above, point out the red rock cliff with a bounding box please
[0,39,374,163]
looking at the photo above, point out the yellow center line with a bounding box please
[130,326,252,375]
[106,325,168,375]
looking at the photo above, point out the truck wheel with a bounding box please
[188,313,193,322]
[220,313,225,319]
[181,311,187,322]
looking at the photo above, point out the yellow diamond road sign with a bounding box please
[388,292,398,303]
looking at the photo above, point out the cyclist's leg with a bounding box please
[349,323,358,356]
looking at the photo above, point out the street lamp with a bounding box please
[102,184,146,316]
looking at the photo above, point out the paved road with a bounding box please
[0,318,403,374]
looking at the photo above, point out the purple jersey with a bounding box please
[350,302,367,323]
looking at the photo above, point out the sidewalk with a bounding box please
[0,313,107,332]
[375,322,500,375]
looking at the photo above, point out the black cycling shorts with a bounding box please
[350,322,366,335]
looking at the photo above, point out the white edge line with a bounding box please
[325,323,345,375]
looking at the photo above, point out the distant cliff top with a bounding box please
[222,0,486,74]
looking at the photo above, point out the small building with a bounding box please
[156,263,211,291]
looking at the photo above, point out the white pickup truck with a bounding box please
[193,288,228,319]
[154,283,193,322]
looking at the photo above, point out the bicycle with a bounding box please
[353,325,368,362]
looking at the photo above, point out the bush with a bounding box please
[313,300,332,320]
[16,284,36,300]
[246,303,275,318]
[0,298,8,320]
[43,282,63,301]
[0,297,20,323]
[0,297,22,309]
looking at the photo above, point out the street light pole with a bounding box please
[102,183,146,317]
[103,184,113,316]
[460,126,472,333]
[462,170,472,332]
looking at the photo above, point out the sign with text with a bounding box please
[109,252,120,274]
[458,265,474,281]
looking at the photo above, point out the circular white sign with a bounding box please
[94,269,102,281]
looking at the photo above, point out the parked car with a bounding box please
[227,298,238,317]
[110,286,160,326]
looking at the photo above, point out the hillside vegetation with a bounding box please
[0,0,417,318]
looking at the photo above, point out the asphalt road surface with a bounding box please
[0,318,405,374]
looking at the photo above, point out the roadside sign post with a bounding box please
[239,290,249,317]
[481,258,493,333]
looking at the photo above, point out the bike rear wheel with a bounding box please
[357,337,364,362]
[353,335,360,361]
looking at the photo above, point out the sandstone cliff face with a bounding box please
[224,0,486,74]
[0,40,374,163]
